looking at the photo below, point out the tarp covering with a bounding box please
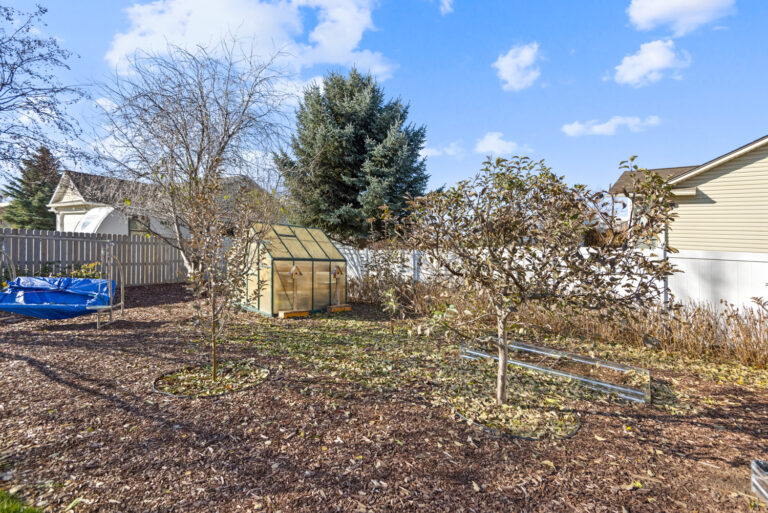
[0,277,115,320]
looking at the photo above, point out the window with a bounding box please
[128,215,150,237]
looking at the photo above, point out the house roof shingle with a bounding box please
[55,171,263,212]
[63,171,158,206]
[608,166,698,194]
[609,134,768,194]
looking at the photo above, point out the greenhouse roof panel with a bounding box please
[261,227,291,259]
[292,227,327,259]
[307,228,344,260]
[260,224,345,261]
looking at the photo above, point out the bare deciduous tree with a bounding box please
[95,40,289,267]
[94,39,290,379]
[404,156,677,404]
[0,5,84,172]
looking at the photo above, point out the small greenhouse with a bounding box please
[244,224,347,316]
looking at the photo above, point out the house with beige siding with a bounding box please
[610,134,768,307]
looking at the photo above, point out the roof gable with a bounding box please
[608,134,768,193]
[48,171,267,213]
[609,166,697,194]
[670,134,768,185]
[48,173,86,206]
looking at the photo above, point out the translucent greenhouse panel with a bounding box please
[273,225,295,236]
[281,236,311,259]
[259,265,271,314]
[261,227,291,259]
[273,261,312,311]
[263,239,291,259]
[308,228,344,260]
[330,262,347,305]
[313,261,331,309]
[319,242,343,260]
[246,274,260,308]
[295,262,313,310]
[293,227,328,259]
[273,261,294,312]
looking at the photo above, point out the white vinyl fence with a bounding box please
[667,250,768,308]
[339,245,768,309]
[338,245,422,282]
[0,228,186,286]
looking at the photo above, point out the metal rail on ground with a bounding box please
[460,338,651,403]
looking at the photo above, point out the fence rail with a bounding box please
[0,228,186,286]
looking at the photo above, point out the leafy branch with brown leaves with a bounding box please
[403,156,677,404]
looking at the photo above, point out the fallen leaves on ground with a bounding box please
[154,358,269,398]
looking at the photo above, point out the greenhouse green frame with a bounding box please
[243,224,347,316]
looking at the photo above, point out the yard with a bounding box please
[1,284,767,512]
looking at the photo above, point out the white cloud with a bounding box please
[105,0,392,79]
[420,140,463,159]
[474,132,530,156]
[439,0,453,15]
[492,42,540,91]
[613,39,689,87]
[628,0,734,36]
[94,97,117,112]
[561,115,661,137]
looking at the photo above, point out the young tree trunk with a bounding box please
[496,311,508,405]
[211,277,217,381]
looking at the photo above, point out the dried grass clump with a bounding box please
[347,243,447,316]
[519,299,768,368]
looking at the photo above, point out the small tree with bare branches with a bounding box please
[404,156,677,404]
[94,39,288,379]
[0,5,84,173]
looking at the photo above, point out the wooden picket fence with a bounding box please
[0,228,186,286]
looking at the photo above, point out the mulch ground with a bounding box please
[1,284,767,512]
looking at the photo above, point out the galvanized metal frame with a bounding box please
[0,238,18,322]
[752,460,768,503]
[86,241,125,329]
[460,338,651,403]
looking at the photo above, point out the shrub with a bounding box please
[2,261,102,283]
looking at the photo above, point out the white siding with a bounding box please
[61,213,84,232]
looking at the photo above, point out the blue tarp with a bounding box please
[0,277,116,320]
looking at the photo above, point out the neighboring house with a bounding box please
[47,170,264,238]
[610,134,768,307]
[47,171,174,237]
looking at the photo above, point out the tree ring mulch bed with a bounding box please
[153,358,270,398]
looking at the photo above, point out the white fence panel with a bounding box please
[668,250,768,308]
[0,228,186,287]
[337,245,424,283]
[339,245,768,309]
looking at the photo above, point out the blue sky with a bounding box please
[9,0,768,190]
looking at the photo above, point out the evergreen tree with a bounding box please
[276,69,428,246]
[1,147,60,229]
